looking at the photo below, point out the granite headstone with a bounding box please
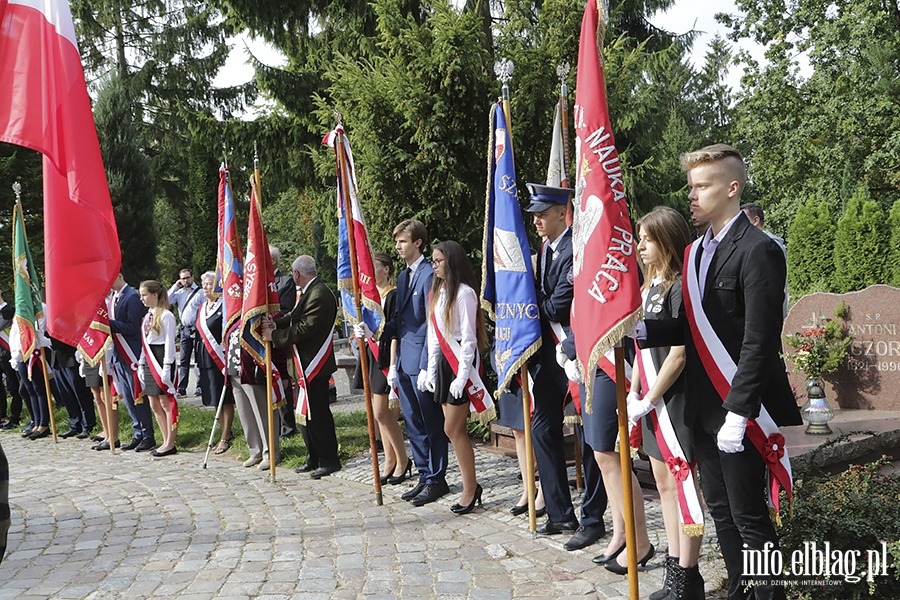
[783,285,900,411]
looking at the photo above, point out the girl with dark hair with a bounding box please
[138,280,178,457]
[423,240,489,514]
[627,206,704,599]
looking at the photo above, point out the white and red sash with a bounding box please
[291,328,335,423]
[549,321,631,416]
[430,310,493,416]
[196,300,225,373]
[141,314,179,429]
[0,331,9,352]
[634,334,704,536]
[683,240,792,514]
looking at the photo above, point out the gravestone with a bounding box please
[783,285,900,411]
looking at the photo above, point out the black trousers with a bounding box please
[299,375,340,470]
[0,358,22,422]
[51,364,96,432]
[531,363,576,523]
[177,330,195,394]
[694,428,787,600]
[576,422,608,530]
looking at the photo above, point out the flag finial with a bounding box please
[556,62,570,97]
[12,181,21,205]
[494,59,514,102]
[334,110,342,127]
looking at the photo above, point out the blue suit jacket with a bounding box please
[109,285,144,359]
[393,260,433,375]
[535,229,574,364]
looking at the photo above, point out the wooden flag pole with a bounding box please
[253,146,277,482]
[38,348,58,442]
[520,365,538,535]
[615,344,639,600]
[99,360,116,454]
[334,116,383,506]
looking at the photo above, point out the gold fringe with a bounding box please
[493,337,542,399]
[339,277,387,341]
[563,414,583,425]
[295,413,307,427]
[769,507,782,527]
[388,397,401,411]
[80,322,114,368]
[682,523,705,538]
[582,309,643,414]
[471,406,496,424]
[480,104,497,322]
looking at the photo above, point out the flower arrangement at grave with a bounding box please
[783,302,853,380]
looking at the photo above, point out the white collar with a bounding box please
[300,276,317,295]
[547,226,569,251]
[408,254,426,274]
[702,212,741,251]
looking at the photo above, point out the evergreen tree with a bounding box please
[0,145,42,289]
[787,195,835,296]
[833,185,888,293]
[187,128,219,278]
[888,200,900,287]
[93,75,157,283]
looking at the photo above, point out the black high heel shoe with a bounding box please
[379,462,397,485]
[450,484,483,515]
[510,503,546,518]
[603,544,655,575]
[388,459,413,485]
[592,541,626,564]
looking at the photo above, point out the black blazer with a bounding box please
[271,277,338,380]
[643,212,801,434]
[535,229,574,359]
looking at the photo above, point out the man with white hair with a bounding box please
[263,256,341,478]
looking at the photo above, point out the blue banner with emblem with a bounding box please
[480,102,542,395]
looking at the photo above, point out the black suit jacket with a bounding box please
[643,212,801,434]
[531,229,574,379]
[271,277,338,380]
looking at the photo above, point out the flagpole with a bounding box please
[615,343,639,599]
[99,359,116,454]
[254,144,277,482]
[334,113,383,506]
[557,62,571,189]
[495,59,515,158]
[38,348,58,442]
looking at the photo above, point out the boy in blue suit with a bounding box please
[383,219,449,506]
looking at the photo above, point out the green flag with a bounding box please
[12,203,44,359]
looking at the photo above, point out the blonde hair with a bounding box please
[140,280,169,334]
[680,143,747,190]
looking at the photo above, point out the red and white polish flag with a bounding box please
[0,0,121,348]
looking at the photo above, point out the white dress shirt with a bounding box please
[427,283,478,380]
[143,309,177,365]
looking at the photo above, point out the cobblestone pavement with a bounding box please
[0,403,727,600]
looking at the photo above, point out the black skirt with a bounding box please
[83,363,102,388]
[142,344,173,396]
[434,352,471,406]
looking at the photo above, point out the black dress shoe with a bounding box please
[604,544,655,574]
[401,482,427,501]
[60,429,80,439]
[535,518,579,535]
[294,464,316,474]
[93,440,121,450]
[450,484,483,515]
[150,446,178,457]
[593,542,626,564]
[1,420,19,430]
[509,503,547,517]
[76,431,90,439]
[563,525,607,551]
[21,427,34,437]
[309,464,341,479]
[135,438,157,452]
[121,438,141,451]
[90,434,105,442]
[28,428,51,440]
[411,481,450,506]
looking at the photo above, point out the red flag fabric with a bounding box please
[217,166,244,333]
[240,176,279,367]
[77,296,113,367]
[0,0,121,347]
[571,0,642,411]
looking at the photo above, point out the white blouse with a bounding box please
[427,283,478,381]
[143,309,177,365]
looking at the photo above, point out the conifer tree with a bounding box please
[888,200,900,287]
[93,75,158,283]
[788,196,835,296]
[833,185,888,293]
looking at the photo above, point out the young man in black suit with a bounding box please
[640,144,800,599]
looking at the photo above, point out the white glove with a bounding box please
[555,343,568,368]
[387,365,398,388]
[449,376,467,399]
[162,365,174,389]
[563,359,582,383]
[626,393,655,427]
[628,319,646,340]
[138,364,146,383]
[388,386,399,401]
[353,322,373,339]
[417,370,434,393]
[717,411,748,453]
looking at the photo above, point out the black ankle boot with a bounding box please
[665,563,705,600]
[649,554,678,600]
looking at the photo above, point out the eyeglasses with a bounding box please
[432,257,445,265]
